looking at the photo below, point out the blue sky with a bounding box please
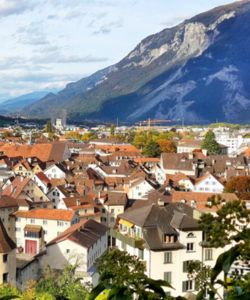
[0,0,237,100]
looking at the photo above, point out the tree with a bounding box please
[189,198,250,299]
[65,131,81,141]
[45,121,53,133]
[90,248,174,300]
[81,132,98,142]
[225,176,250,199]
[143,140,161,157]
[201,130,221,155]
[157,139,176,153]
[36,264,89,300]
[110,124,116,136]
[132,132,148,150]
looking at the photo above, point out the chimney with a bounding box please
[158,198,165,207]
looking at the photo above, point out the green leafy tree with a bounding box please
[90,248,174,300]
[143,140,161,157]
[36,264,89,300]
[201,130,221,155]
[189,198,250,299]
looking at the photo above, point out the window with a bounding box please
[44,230,47,235]
[164,272,172,284]
[43,220,48,225]
[138,249,144,260]
[57,221,64,226]
[111,209,114,213]
[164,251,172,264]
[66,249,70,253]
[2,273,8,283]
[205,248,213,261]
[30,219,35,224]
[183,260,193,272]
[121,241,127,251]
[110,217,115,223]
[187,243,195,252]
[15,227,21,232]
[182,280,193,292]
[187,232,195,238]
[3,254,8,263]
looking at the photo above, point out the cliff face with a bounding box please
[24,1,250,124]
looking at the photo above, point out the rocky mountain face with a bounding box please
[24,0,250,124]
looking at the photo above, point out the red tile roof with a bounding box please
[14,208,76,221]
[0,142,68,162]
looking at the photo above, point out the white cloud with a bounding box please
[0,0,36,17]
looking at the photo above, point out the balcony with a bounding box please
[110,229,144,249]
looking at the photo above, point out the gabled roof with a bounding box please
[2,176,30,198]
[105,192,128,206]
[0,142,68,162]
[35,172,50,185]
[171,191,238,212]
[47,219,108,249]
[119,202,199,251]
[161,153,195,171]
[14,208,76,221]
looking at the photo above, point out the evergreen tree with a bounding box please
[201,130,221,155]
[45,121,53,133]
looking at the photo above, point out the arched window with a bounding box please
[187,232,195,238]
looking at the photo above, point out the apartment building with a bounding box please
[13,209,79,255]
[112,202,223,297]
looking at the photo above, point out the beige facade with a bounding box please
[0,250,16,285]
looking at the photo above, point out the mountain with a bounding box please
[22,66,116,118]
[24,0,250,124]
[0,91,51,115]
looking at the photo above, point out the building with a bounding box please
[0,221,16,285]
[17,219,108,288]
[111,202,223,297]
[13,209,79,255]
[193,173,224,194]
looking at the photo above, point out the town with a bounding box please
[0,117,248,298]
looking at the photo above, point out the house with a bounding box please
[47,185,70,209]
[2,176,51,206]
[44,163,67,179]
[166,173,195,191]
[0,196,29,240]
[32,172,51,194]
[63,195,101,222]
[127,177,156,200]
[177,140,203,154]
[101,192,128,228]
[13,209,79,255]
[0,221,16,285]
[13,160,33,178]
[171,191,239,213]
[159,153,198,177]
[17,219,108,288]
[0,142,71,163]
[193,173,224,193]
[112,202,223,297]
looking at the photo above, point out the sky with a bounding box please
[0,0,237,101]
